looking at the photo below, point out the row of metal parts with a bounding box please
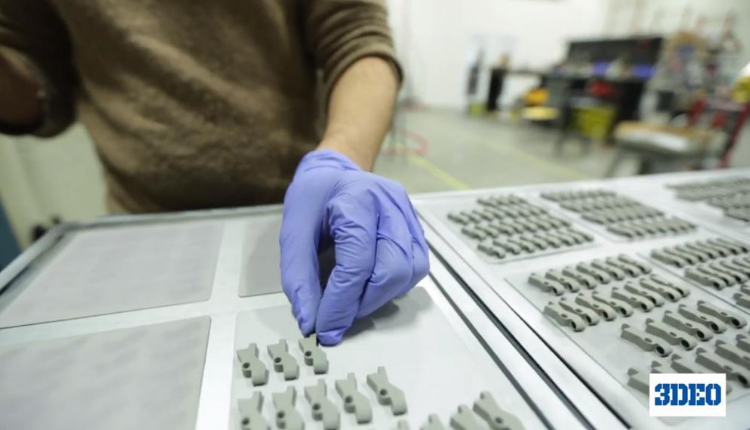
[528,255,655,295]
[540,189,616,202]
[457,215,573,239]
[628,334,750,395]
[238,370,523,430]
[651,238,750,269]
[669,177,750,202]
[606,217,696,239]
[475,229,593,259]
[236,337,328,386]
[238,367,406,430]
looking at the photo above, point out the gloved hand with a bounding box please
[280,149,429,346]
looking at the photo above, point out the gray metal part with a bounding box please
[559,298,600,326]
[574,293,617,321]
[421,414,447,430]
[394,420,411,430]
[544,301,587,331]
[473,391,525,430]
[670,353,710,374]
[738,334,750,353]
[237,343,269,386]
[644,318,697,350]
[620,324,673,357]
[677,305,728,333]
[366,366,408,415]
[639,277,681,302]
[304,380,340,430]
[626,368,650,394]
[696,300,747,328]
[695,348,750,388]
[298,335,329,374]
[238,393,271,430]
[611,287,654,312]
[715,340,750,370]
[663,310,713,341]
[450,405,484,430]
[272,387,305,430]
[623,282,665,307]
[268,340,300,380]
[334,373,372,424]
[591,291,634,316]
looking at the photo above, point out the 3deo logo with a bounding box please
[649,373,726,417]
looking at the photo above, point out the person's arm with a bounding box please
[0,50,42,127]
[0,0,77,136]
[316,56,398,171]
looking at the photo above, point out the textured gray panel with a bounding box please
[0,317,210,430]
[0,221,222,327]
[239,216,283,297]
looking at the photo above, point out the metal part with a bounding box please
[696,300,747,328]
[620,324,673,357]
[649,274,691,297]
[576,263,611,284]
[544,301,587,331]
[267,340,300,380]
[272,387,305,430]
[591,259,626,280]
[366,367,407,415]
[662,310,713,341]
[304,380,340,430]
[738,334,750,353]
[558,298,600,325]
[735,292,750,309]
[473,391,525,430]
[592,291,634,317]
[545,270,580,292]
[562,267,597,289]
[670,353,708,374]
[528,273,565,295]
[335,373,372,424]
[611,287,654,312]
[677,305,728,333]
[450,405,483,430]
[695,348,750,388]
[421,414,447,430]
[715,340,750,370]
[617,255,652,275]
[685,267,726,289]
[238,393,271,430]
[236,343,269,386]
[298,335,328,374]
[623,282,664,307]
[574,294,617,321]
[605,257,641,277]
[394,420,411,430]
[638,277,681,302]
[626,368,650,394]
[644,318,697,350]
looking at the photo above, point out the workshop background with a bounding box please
[1,0,749,265]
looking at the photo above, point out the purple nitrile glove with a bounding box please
[279,149,429,346]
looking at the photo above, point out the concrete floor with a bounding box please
[374,108,750,195]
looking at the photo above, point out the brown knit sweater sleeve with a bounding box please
[304,0,403,107]
[0,0,77,137]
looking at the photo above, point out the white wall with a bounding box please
[387,0,609,108]
[0,125,107,247]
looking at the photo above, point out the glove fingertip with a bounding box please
[317,329,345,346]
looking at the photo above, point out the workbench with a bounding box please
[2,169,750,429]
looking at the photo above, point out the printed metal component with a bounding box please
[696,348,750,388]
[662,311,713,341]
[238,392,271,430]
[591,259,626,280]
[617,254,652,275]
[731,256,750,270]
[735,292,750,309]
[528,273,565,296]
[421,414,447,430]
[649,274,690,297]
[335,373,372,424]
[720,259,750,277]
[543,301,586,331]
[644,318,697,350]
[473,391,524,430]
[298,335,329,374]
[696,265,735,286]
[394,420,411,430]
[621,324,672,357]
[304,380,340,430]
[461,226,486,241]
[738,334,750,353]
[268,340,300,380]
[575,294,617,321]
[650,361,669,374]
[696,300,747,328]
[592,291,634,317]
[611,287,654,312]
[684,242,719,259]
[677,305,728,333]
[651,249,688,268]
[272,387,305,430]
[708,262,748,283]
[670,353,707,374]
[367,367,407,415]
[624,282,664,307]
[576,263,611,283]
[675,244,709,262]
[559,298,600,325]
[701,240,732,258]
[685,267,727,290]
[663,247,698,265]
[495,239,522,255]
[236,343,269,386]
[710,238,749,254]
[450,405,483,430]
[715,340,750,369]
[562,267,597,289]
[525,235,548,251]
[447,212,470,225]
[478,243,506,259]
[544,270,580,292]
[626,368,650,394]
[605,257,640,277]
[639,277,681,302]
